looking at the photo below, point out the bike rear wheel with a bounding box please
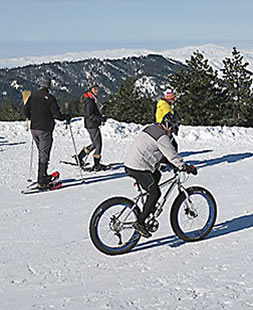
[89,197,141,255]
[170,186,217,242]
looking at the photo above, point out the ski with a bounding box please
[60,160,124,172]
[82,165,111,172]
[60,160,89,168]
[82,162,124,172]
[21,181,62,195]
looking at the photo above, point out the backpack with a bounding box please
[154,98,181,135]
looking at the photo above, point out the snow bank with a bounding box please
[179,125,253,144]
[1,118,253,145]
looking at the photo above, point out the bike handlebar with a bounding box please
[160,164,198,176]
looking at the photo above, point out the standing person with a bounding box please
[124,109,197,238]
[24,76,71,189]
[155,91,180,151]
[75,83,107,171]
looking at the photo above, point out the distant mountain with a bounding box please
[1,44,252,108]
[1,44,253,71]
[0,54,185,106]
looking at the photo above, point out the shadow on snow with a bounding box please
[58,151,253,188]
[0,135,26,149]
[132,213,253,253]
[60,172,127,189]
[180,149,213,158]
[0,138,26,147]
[23,149,252,193]
[186,152,253,168]
[59,163,126,189]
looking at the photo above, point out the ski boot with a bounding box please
[72,155,86,167]
[92,155,108,171]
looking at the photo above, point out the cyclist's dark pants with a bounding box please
[125,167,161,224]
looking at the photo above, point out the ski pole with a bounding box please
[27,137,34,182]
[68,122,84,181]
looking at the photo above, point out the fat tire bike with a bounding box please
[89,168,217,255]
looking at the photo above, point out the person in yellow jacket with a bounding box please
[155,91,180,152]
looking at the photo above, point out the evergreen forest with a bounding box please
[1,47,253,127]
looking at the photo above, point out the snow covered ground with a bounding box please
[0,118,253,309]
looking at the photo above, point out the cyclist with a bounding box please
[124,102,197,238]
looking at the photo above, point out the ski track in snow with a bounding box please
[0,118,253,310]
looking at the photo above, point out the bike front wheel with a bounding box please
[170,186,217,242]
[89,197,141,255]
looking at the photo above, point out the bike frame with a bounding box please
[121,171,190,225]
[154,171,191,218]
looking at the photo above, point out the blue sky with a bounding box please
[0,0,253,58]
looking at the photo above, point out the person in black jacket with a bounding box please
[24,76,70,188]
[75,84,107,171]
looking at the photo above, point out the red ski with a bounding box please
[26,171,60,189]
[21,181,62,195]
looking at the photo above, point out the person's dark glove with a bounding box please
[65,114,71,124]
[101,115,107,123]
[160,162,177,173]
[160,164,170,173]
[181,164,198,175]
[160,156,170,165]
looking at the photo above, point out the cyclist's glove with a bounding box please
[181,164,198,175]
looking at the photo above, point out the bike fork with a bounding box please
[179,185,197,215]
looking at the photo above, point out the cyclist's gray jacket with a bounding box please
[125,123,184,172]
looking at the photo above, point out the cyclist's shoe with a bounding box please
[133,221,152,238]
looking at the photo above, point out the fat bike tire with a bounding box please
[89,197,141,255]
[170,186,217,242]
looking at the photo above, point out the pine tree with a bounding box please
[61,99,82,118]
[0,101,23,121]
[168,50,225,126]
[221,47,253,126]
[104,77,154,124]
